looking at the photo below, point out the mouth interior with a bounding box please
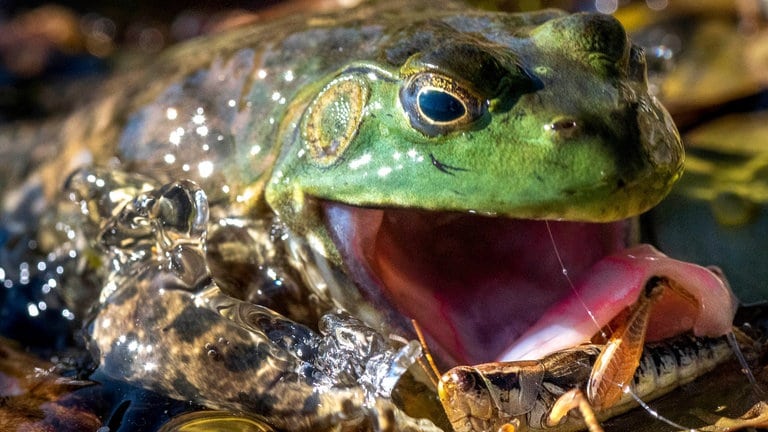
[322,201,735,366]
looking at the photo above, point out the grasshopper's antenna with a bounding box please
[545,221,609,339]
[727,327,765,397]
[412,319,441,388]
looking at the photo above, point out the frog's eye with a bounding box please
[417,89,466,122]
[401,73,486,137]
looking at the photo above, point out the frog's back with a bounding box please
[0,4,388,207]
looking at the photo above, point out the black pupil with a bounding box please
[418,89,465,122]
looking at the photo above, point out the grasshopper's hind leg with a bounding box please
[548,277,699,431]
[587,277,699,409]
[547,388,603,432]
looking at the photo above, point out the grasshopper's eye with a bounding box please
[401,72,486,137]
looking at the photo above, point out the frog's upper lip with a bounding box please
[322,201,737,366]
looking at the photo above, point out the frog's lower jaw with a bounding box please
[322,201,737,366]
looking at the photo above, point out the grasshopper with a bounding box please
[435,277,735,432]
[438,334,733,431]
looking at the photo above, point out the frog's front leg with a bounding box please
[67,168,440,431]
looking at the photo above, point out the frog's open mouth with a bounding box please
[322,201,736,366]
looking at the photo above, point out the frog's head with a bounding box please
[269,11,682,220]
[266,11,722,366]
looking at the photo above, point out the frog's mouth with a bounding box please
[322,202,736,366]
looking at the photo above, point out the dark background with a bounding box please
[0,0,297,121]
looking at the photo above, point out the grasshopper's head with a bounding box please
[438,361,545,431]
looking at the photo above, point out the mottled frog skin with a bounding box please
[0,1,682,431]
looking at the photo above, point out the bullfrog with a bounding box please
[0,1,741,430]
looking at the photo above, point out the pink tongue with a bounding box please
[499,244,738,361]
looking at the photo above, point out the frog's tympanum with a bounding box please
[0,1,739,430]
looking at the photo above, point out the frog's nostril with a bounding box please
[544,117,579,138]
